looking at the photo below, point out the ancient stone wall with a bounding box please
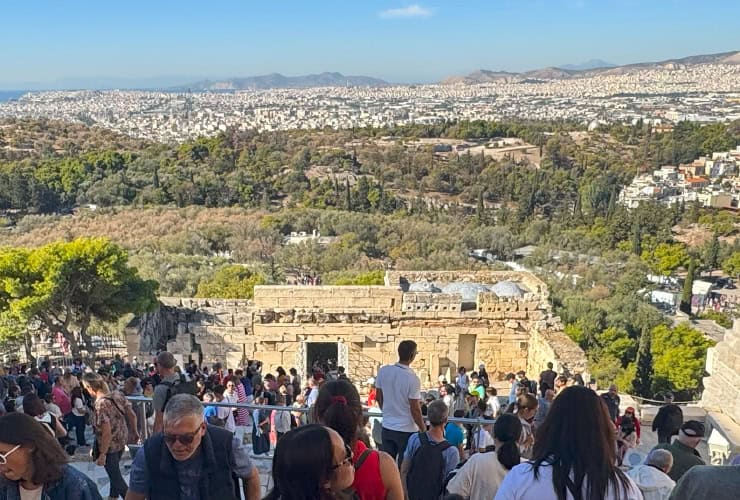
[126,271,586,387]
[701,322,740,425]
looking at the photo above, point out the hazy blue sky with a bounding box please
[2,0,739,88]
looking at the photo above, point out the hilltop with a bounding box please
[442,50,740,84]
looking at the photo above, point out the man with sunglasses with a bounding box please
[126,394,261,500]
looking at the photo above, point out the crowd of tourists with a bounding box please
[1,339,739,500]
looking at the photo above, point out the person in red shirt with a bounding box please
[51,376,72,421]
[616,407,641,444]
[314,379,404,500]
[366,377,377,407]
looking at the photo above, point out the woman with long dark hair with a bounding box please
[0,413,102,499]
[447,413,523,500]
[264,424,355,500]
[494,385,641,500]
[313,379,403,500]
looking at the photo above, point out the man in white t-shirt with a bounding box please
[375,340,425,465]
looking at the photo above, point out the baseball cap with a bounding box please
[680,420,705,438]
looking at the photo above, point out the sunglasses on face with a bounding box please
[163,426,202,446]
[331,443,353,471]
[0,445,20,465]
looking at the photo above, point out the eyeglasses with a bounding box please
[331,443,353,471]
[163,427,202,446]
[0,445,20,465]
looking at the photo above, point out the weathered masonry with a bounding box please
[126,271,587,385]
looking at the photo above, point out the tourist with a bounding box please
[126,394,261,500]
[0,413,102,500]
[468,375,485,399]
[68,386,89,447]
[445,410,466,462]
[401,399,459,500]
[273,395,293,441]
[455,367,470,394]
[251,395,271,455]
[516,371,537,396]
[152,352,181,434]
[375,340,425,464]
[668,462,740,500]
[50,376,72,426]
[652,392,683,444]
[474,416,495,453]
[533,389,554,430]
[22,394,67,439]
[477,363,489,387]
[510,393,538,459]
[264,425,355,500]
[494,385,641,500]
[447,413,523,500]
[601,384,621,422]
[481,387,497,416]
[291,394,307,427]
[538,362,557,397]
[554,374,568,394]
[233,369,251,439]
[506,373,518,404]
[616,407,641,444]
[653,420,706,482]
[314,379,403,500]
[83,372,138,500]
[626,448,676,500]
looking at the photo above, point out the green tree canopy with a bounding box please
[641,243,689,277]
[0,237,158,358]
[195,265,265,299]
[651,323,715,396]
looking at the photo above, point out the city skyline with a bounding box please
[2,0,740,89]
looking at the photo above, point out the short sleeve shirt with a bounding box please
[444,423,464,447]
[153,373,181,413]
[93,391,131,452]
[375,363,421,432]
[128,436,255,500]
[403,432,459,478]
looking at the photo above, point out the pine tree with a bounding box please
[681,259,696,315]
[631,329,653,397]
[631,224,642,256]
[706,233,720,276]
[344,179,352,211]
[476,191,485,225]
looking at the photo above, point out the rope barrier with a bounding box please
[624,393,701,405]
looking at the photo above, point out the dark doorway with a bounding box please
[307,342,338,376]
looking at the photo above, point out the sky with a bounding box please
[2,0,739,89]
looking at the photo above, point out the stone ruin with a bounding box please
[126,270,587,386]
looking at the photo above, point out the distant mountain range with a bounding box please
[177,72,388,90]
[558,59,616,71]
[442,50,740,85]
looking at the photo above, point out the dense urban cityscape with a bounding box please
[1,63,739,143]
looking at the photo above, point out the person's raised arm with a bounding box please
[375,387,384,409]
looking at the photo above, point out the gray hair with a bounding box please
[164,394,204,423]
[427,399,448,426]
[646,448,673,473]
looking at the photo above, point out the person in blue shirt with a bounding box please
[202,391,221,425]
[506,373,518,404]
[401,400,460,485]
[445,411,466,462]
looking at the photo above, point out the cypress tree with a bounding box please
[681,259,695,315]
[632,328,653,397]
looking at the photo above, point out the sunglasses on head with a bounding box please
[163,426,202,446]
[0,445,20,465]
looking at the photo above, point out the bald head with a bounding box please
[646,448,673,474]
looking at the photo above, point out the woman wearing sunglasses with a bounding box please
[265,424,356,500]
[0,412,102,499]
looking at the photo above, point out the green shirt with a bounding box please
[653,440,705,482]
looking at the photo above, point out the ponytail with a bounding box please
[496,439,521,470]
[493,413,523,470]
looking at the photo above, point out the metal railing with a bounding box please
[126,395,494,446]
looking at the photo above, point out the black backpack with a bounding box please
[159,376,198,409]
[406,432,452,500]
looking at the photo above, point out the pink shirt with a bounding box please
[52,385,72,415]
